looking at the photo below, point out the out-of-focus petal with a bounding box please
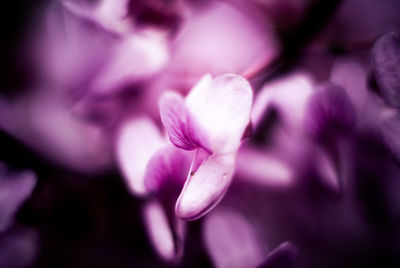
[169,1,277,88]
[0,90,111,173]
[62,0,131,34]
[304,83,356,140]
[116,116,165,196]
[90,29,169,95]
[0,227,39,268]
[380,108,400,162]
[203,208,264,268]
[252,73,314,130]
[330,58,368,115]
[175,153,236,220]
[258,242,298,268]
[185,74,253,154]
[313,148,341,194]
[235,148,294,188]
[372,32,400,109]
[0,166,37,232]
[159,92,203,151]
[37,3,115,91]
[143,200,185,262]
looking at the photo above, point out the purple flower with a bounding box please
[159,73,253,220]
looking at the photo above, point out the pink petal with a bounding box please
[175,153,236,220]
[116,117,165,196]
[185,74,253,154]
[62,0,131,34]
[252,73,314,130]
[0,90,112,173]
[203,208,264,268]
[159,92,205,151]
[90,29,169,95]
[0,166,37,232]
[235,148,294,188]
[143,200,186,262]
[144,146,193,200]
[0,226,39,268]
[330,58,367,114]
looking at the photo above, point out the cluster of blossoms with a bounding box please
[1,0,400,267]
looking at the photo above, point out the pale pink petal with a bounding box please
[203,208,264,268]
[185,74,253,154]
[0,90,112,173]
[175,153,236,220]
[169,1,277,87]
[90,29,169,95]
[143,200,186,262]
[116,116,165,196]
[62,0,131,34]
[252,73,314,130]
[235,148,294,188]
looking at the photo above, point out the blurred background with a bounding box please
[1,0,400,267]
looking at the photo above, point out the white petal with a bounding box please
[186,74,253,154]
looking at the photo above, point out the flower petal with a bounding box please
[185,74,253,154]
[235,148,294,188]
[175,153,235,220]
[143,200,186,262]
[372,32,400,109]
[203,208,264,268]
[159,92,205,151]
[380,108,400,163]
[63,0,131,34]
[252,73,314,130]
[90,30,169,95]
[0,166,37,232]
[116,117,165,196]
[144,146,193,203]
[0,226,39,268]
[304,82,356,140]
[330,58,367,114]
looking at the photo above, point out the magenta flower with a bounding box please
[159,73,253,220]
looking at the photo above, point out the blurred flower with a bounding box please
[0,163,39,268]
[304,82,356,142]
[0,163,37,232]
[372,32,400,109]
